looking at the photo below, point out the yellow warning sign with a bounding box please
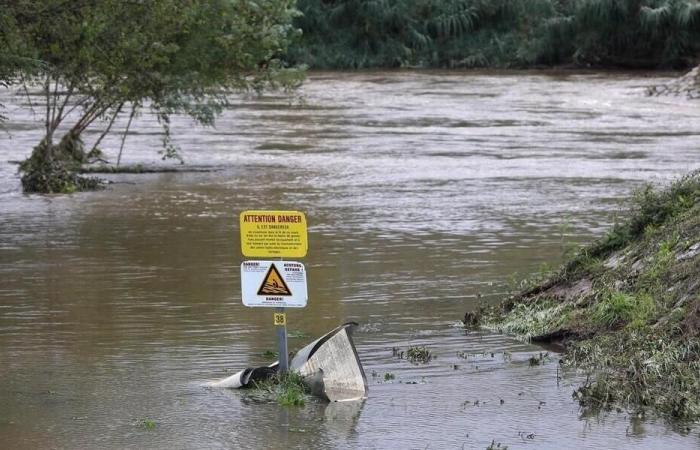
[240,210,307,258]
[257,263,292,296]
[273,313,286,326]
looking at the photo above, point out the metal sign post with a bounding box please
[274,307,289,373]
[239,210,308,376]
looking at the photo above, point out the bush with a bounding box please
[252,372,310,407]
[19,135,103,193]
[289,0,700,69]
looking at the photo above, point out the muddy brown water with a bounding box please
[1,72,699,449]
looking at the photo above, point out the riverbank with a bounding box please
[289,0,700,70]
[647,65,700,99]
[482,172,700,421]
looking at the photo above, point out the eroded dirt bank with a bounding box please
[483,171,700,421]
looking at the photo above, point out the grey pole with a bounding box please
[276,306,289,374]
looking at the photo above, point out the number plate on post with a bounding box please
[273,313,286,326]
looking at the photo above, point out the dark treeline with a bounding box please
[288,0,700,69]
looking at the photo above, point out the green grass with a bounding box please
[567,331,700,421]
[487,300,573,340]
[562,171,700,278]
[287,330,311,339]
[141,418,157,430]
[486,171,700,421]
[591,291,656,328]
[405,346,433,364]
[252,372,310,407]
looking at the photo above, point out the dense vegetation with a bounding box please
[2,1,699,194]
[484,172,700,421]
[289,0,700,69]
[0,0,301,193]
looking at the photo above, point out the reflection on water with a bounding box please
[1,71,699,449]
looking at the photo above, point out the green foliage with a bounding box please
[1,0,303,192]
[568,331,700,420]
[405,346,433,363]
[276,382,307,406]
[290,0,559,68]
[252,372,310,407]
[565,170,700,274]
[591,291,656,328]
[488,171,700,421]
[289,0,700,68]
[488,300,574,340]
[141,418,157,430]
[636,236,677,295]
[624,172,700,242]
[18,134,103,193]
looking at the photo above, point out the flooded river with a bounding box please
[1,71,699,449]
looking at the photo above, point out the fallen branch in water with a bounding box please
[80,164,221,174]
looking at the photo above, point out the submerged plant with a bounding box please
[486,439,509,450]
[528,352,550,366]
[487,300,573,340]
[287,330,311,339]
[567,331,700,420]
[405,346,433,364]
[252,372,310,407]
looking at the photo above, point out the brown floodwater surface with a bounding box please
[1,71,699,449]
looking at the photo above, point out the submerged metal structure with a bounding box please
[211,322,368,402]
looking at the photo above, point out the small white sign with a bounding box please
[241,260,308,308]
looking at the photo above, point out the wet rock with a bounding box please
[676,242,700,261]
[630,258,644,273]
[604,252,625,269]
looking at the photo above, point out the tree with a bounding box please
[0,0,303,193]
[564,0,700,68]
[289,0,700,69]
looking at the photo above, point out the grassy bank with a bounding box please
[483,171,700,421]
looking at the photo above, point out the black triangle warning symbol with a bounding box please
[257,263,292,296]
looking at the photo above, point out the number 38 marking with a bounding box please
[273,313,286,326]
